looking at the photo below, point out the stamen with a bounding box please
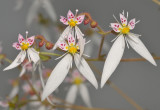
[26,31,28,39]
[113,15,121,25]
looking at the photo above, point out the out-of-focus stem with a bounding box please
[40,52,61,57]
[87,62,144,110]
[86,56,160,62]
[153,0,160,5]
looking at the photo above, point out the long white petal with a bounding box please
[26,0,40,26]
[65,85,78,105]
[19,67,26,77]
[101,35,125,88]
[27,48,40,64]
[53,26,70,51]
[74,54,98,89]
[42,54,72,101]
[38,62,54,105]
[79,84,92,107]
[3,51,26,71]
[127,34,157,66]
[9,86,19,99]
[42,0,57,22]
[75,26,84,39]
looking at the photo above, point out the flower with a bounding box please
[3,31,40,72]
[65,69,92,108]
[101,11,157,88]
[53,10,85,54]
[42,33,98,101]
[26,0,57,26]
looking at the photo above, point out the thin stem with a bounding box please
[98,35,105,58]
[86,56,160,62]
[87,62,144,110]
[40,52,61,57]
[4,57,12,63]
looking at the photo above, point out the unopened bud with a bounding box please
[45,42,53,50]
[39,41,45,47]
[84,18,90,25]
[90,21,98,28]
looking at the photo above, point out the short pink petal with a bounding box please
[110,23,122,33]
[76,15,85,24]
[67,10,75,20]
[120,13,127,25]
[68,33,75,45]
[60,16,68,25]
[128,18,135,30]
[26,36,35,46]
[58,41,68,51]
[18,34,25,45]
[12,42,21,50]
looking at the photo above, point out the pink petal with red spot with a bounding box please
[76,15,85,25]
[12,42,21,50]
[18,34,25,45]
[128,18,136,30]
[120,13,127,25]
[110,23,122,32]
[67,10,75,20]
[26,36,35,46]
[60,16,68,25]
[68,33,75,45]
[58,42,68,51]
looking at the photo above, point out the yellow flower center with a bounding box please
[21,43,29,50]
[68,19,78,27]
[68,46,77,54]
[73,77,82,85]
[119,25,130,35]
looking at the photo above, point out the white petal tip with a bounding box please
[41,95,46,101]
[152,61,157,66]
[100,83,105,89]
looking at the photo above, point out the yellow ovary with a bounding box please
[68,19,78,27]
[68,46,77,54]
[73,77,83,85]
[119,26,130,35]
[21,43,29,50]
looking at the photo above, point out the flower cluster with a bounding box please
[1,8,157,110]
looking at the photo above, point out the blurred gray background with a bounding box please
[0,0,160,110]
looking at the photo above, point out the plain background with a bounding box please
[0,0,160,110]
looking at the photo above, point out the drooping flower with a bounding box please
[3,31,40,72]
[101,11,157,88]
[53,9,85,53]
[65,69,92,108]
[26,0,57,26]
[42,33,98,101]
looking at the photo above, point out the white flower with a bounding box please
[53,9,85,54]
[26,0,57,26]
[3,31,40,72]
[42,33,98,101]
[65,69,92,109]
[101,11,157,88]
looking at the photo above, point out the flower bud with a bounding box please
[39,41,45,47]
[45,42,53,50]
[84,18,90,25]
[90,21,98,28]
